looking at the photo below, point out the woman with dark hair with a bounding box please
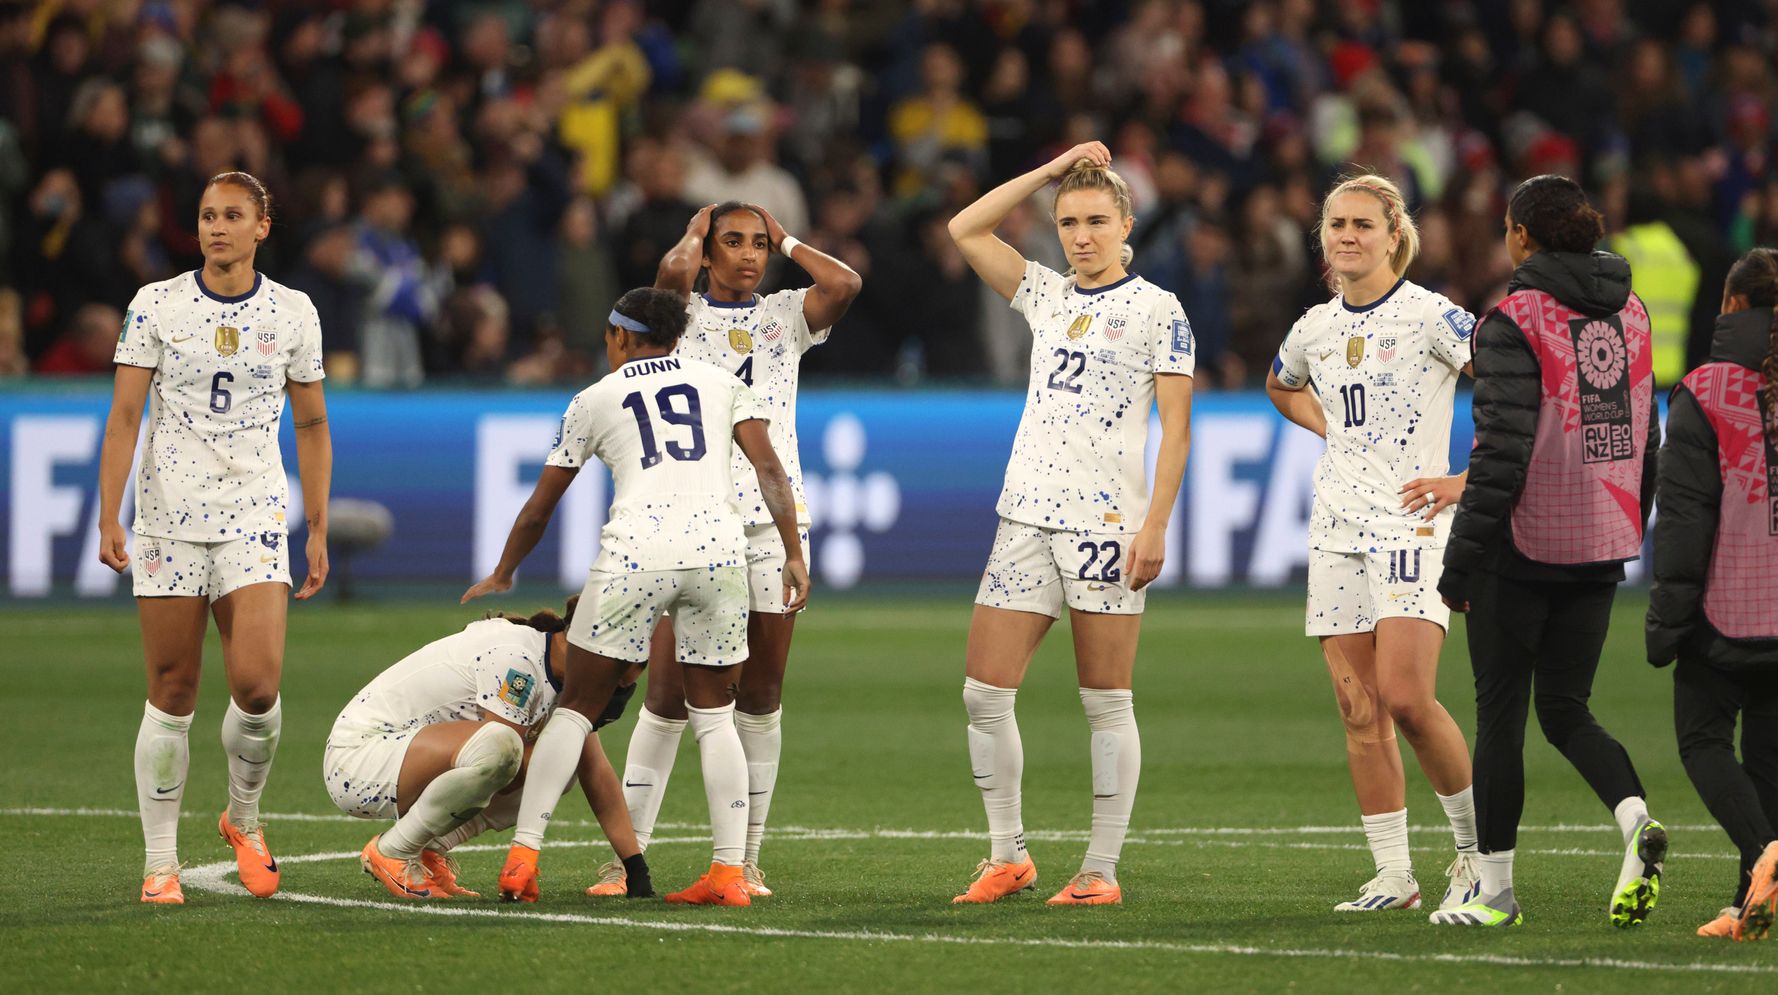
[465,286,809,907]
[1434,175,1664,928]
[1648,248,1778,941]
[325,598,652,901]
[606,200,860,898]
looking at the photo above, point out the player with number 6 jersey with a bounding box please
[463,286,810,908]
[97,171,333,906]
[1267,174,1481,921]
[946,142,1194,907]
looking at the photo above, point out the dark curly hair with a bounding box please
[1507,174,1604,255]
[1723,248,1778,449]
[489,594,580,633]
[611,286,690,348]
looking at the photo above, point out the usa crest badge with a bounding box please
[728,326,754,353]
[142,544,162,576]
[255,329,277,356]
[215,325,240,356]
[1104,317,1126,341]
[1346,335,1365,367]
[1378,336,1396,362]
[499,669,534,709]
[761,320,784,343]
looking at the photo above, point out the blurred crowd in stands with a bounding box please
[1,0,1775,388]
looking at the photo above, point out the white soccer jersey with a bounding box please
[547,355,765,571]
[114,271,325,542]
[332,619,558,738]
[1273,278,1476,552]
[674,290,823,527]
[999,261,1195,533]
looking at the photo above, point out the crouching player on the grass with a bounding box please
[324,600,654,900]
[464,287,809,907]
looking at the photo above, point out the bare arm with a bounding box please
[577,733,641,859]
[733,418,809,612]
[947,141,1110,301]
[96,365,155,572]
[1128,373,1193,591]
[655,205,714,294]
[462,465,578,602]
[752,204,862,332]
[1266,368,1327,438]
[287,378,332,600]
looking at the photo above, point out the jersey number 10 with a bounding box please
[1339,383,1366,428]
[622,384,706,468]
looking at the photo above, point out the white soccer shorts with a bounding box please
[568,566,750,667]
[744,522,811,615]
[323,727,413,821]
[975,518,1146,618]
[131,530,291,601]
[1306,547,1449,636]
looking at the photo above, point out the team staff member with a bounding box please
[1647,248,1778,942]
[1435,175,1664,929]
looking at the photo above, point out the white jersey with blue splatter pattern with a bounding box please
[1273,278,1475,552]
[114,270,325,542]
[331,619,557,739]
[999,260,1195,533]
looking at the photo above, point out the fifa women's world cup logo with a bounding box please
[1568,317,1634,463]
[1576,320,1627,390]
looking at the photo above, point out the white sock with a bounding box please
[221,696,281,826]
[511,708,593,851]
[1479,849,1515,895]
[622,706,686,851]
[432,789,520,852]
[1362,808,1412,877]
[963,677,1026,864]
[136,702,192,874]
[1079,687,1141,881]
[1437,786,1478,852]
[1613,795,1650,842]
[381,723,522,859]
[687,702,747,867]
[735,708,781,866]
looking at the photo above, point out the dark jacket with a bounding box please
[1646,306,1778,670]
[1440,251,1663,604]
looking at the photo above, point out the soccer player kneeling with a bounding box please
[465,287,809,907]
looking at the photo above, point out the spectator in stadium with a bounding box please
[683,104,809,238]
[284,222,366,383]
[1440,174,1666,929]
[35,300,120,375]
[887,43,988,197]
[556,196,621,358]
[613,139,698,290]
[0,288,25,376]
[352,172,433,388]
[1647,248,1778,941]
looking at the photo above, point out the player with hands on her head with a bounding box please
[325,598,654,901]
[463,286,808,907]
[98,171,331,905]
[945,140,1194,906]
[604,198,859,898]
[1646,248,1778,941]
[1266,173,1482,919]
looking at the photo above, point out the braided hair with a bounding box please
[1723,248,1778,447]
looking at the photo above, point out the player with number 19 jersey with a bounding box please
[1273,278,1475,554]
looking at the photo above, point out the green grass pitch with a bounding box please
[1,588,1774,992]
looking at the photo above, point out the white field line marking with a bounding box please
[178,845,1776,977]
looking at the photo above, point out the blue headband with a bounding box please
[609,310,651,334]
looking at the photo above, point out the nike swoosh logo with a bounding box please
[236,754,257,763]
[171,334,192,343]
[143,890,163,898]
[748,790,769,796]
[1012,867,1032,885]
[1068,891,1096,900]
[1317,350,1334,360]
[623,781,652,788]
[1093,793,1116,799]
[154,783,183,795]
[1387,591,1415,600]
[263,858,278,873]
[259,555,277,564]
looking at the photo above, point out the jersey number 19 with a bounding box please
[621,384,706,468]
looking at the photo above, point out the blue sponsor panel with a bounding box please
[3,385,1507,597]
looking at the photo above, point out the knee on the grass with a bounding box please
[458,723,524,788]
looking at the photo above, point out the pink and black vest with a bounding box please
[1494,289,1655,564]
[1680,362,1778,640]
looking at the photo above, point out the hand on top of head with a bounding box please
[1047,141,1111,179]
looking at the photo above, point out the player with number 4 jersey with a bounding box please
[947,142,1194,907]
[463,287,809,908]
[1267,174,1481,921]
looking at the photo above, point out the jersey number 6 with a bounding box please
[622,384,707,468]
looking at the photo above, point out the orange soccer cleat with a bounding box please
[952,856,1038,905]
[218,811,280,898]
[1698,908,1739,938]
[586,860,627,897]
[740,861,773,897]
[499,844,541,903]
[1735,841,1778,942]
[141,865,185,905]
[664,863,751,906]
[1046,870,1123,906]
[421,849,478,898]
[360,836,436,900]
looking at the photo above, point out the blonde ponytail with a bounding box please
[1316,173,1419,293]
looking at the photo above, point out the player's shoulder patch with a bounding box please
[1441,306,1476,341]
[1171,316,1194,356]
[498,668,535,710]
[119,309,134,342]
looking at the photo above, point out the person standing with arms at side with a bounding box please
[1647,248,1778,942]
[947,141,1194,906]
[97,171,332,904]
[1434,175,1664,929]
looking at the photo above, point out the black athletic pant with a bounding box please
[1466,572,1645,852]
[1674,656,1778,907]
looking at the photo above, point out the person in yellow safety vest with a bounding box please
[1609,219,1699,387]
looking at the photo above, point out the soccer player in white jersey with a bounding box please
[325,599,654,901]
[607,200,859,898]
[1265,174,1481,916]
[946,142,1194,906]
[96,172,332,905]
[464,287,809,907]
